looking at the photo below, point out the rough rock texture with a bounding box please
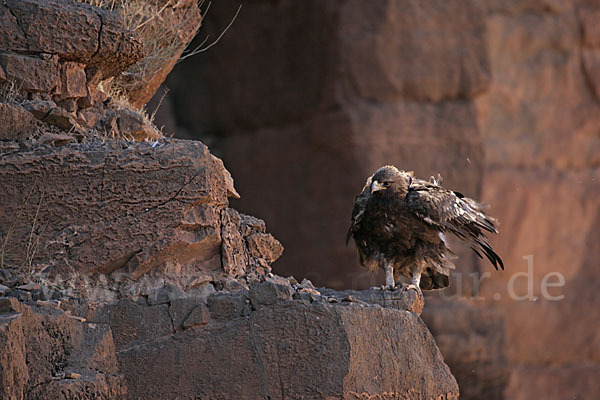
[0,284,458,399]
[78,282,455,400]
[0,0,147,138]
[162,0,600,399]
[0,0,200,141]
[0,139,279,300]
[0,297,125,399]
[1,0,143,91]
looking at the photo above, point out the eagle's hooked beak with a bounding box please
[371,180,386,193]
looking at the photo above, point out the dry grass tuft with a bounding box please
[77,0,205,103]
[0,188,43,274]
[0,80,27,106]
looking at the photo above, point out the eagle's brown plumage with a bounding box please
[347,165,503,291]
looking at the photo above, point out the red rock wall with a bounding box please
[161,0,600,398]
[476,1,600,398]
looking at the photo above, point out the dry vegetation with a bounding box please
[78,0,204,103]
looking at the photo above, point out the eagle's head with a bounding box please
[369,165,412,195]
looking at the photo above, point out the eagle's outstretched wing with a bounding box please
[406,179,504,270]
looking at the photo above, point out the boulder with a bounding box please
[0,300,125,399]
[3,0,143,80]
[0,139,283,302]
[0,103,38,140]
[82,283,458,399]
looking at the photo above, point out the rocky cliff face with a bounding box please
[0,0,460,399]
[162,0,600,399]
[1,279,460,399]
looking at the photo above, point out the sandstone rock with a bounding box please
[0,103,37,140]
[56,61,87,100]
[0,53,60,93]
[23,99,57,119]
[248,281,294,308]
[147,284,185,306]
[0,3,27,52]
[25,104,82,132]
[582,49,600,102]
[476,6,600,170]
[77,109,101,128]
[85,288,458,399]
[340,0,490,103]
[0,140,227,277]
[246,233,284,263]
[220,208,249,277]
[0,313,28,400]
[0,297,22,314]
[578,5,600,47]
[116,108,161,141]
[57,98,78,113]
[504,364,600,400]
[320,287,425,315]
[206,291,250,321]
[4,0,143,80]
[5,290,32,303]
[479,169,600,367]
[88,8,145,80]
[36,132,76,147]
[210,154,240,199]
[16,282,40,291]
[181,303,209,329]
[167,297,208,331]
[86,299,173,350]
[0,301,125,399]
[5,0,101,61]
[170,0,488,131]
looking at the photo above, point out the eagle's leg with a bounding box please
[384,263,395,290]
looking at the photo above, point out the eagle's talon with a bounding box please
[403,284,423,297]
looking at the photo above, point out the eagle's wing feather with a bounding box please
[406,179,504,270]
[346,176,372,244]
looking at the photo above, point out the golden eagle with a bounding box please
[346,165,503,293]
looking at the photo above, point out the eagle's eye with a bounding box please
[383,181,391,187]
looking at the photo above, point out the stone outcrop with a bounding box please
[0,139,282,301]
[0,0,143,107]
[0,282,458,399]
[0,0,202,142]
[0,297,125,400]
